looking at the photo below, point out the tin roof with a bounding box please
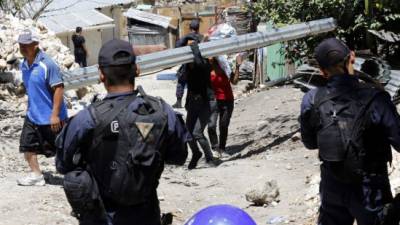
[39,9,114,34]
[124,8,173,29]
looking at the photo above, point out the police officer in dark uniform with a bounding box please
[300,38,400,225]
[172,19,203,109]
[56,39,189,225]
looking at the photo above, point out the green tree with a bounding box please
[252,0,400,61]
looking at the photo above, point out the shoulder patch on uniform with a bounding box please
[135,122,154,139]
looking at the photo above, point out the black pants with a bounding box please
[19,117,59,157]
[207,100,234,150]
[75,52,87,67]
[176,76,186,99]
[185,96,213,160]
[318,164,392,225]
[81,194,161,225]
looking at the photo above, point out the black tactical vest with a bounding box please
[87,88,168,206]
[314,84,390,182]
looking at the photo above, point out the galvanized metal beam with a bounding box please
[63,18,337,90]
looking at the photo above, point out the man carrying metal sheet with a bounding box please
[172,19,204,109]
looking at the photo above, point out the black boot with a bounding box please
[172,98,182,108]
[188,151,202,170]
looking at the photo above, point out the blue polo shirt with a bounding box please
[20,50,68,125]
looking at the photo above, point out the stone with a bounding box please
[291,132,301,142]
[0,59,6,70]
[63,55,75,68]
[245,180,279,206]
[76,87,88,100]
[64,90,78,99]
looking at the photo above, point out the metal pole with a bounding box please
[64,18,337,90]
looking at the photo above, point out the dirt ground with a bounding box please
[0,74,322,225]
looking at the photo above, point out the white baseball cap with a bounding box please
[17,29,40,44]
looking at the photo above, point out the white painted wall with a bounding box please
[57,27,113,66]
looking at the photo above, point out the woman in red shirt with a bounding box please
[208,56,239,153]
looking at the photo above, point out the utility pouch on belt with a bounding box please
[63,168,107,224]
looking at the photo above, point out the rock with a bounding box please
[6,53,14,62]
[0,72,13,84]
[14,84,26,97]
[63,55,75,68]
[76,87,89,99]
[64,90,78,99]
[291,132,301,142]
[12,70,22,86]
[245,180,279,206]
[0,59,6,70]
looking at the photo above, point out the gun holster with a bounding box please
[63,168,108,225]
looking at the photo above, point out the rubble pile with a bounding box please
[0,14,79,73]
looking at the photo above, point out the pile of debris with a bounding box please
[0,13,79,83]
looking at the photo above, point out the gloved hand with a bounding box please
[190,42,205,67]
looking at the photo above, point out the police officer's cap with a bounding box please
[98,39,136,67]
[190,19,200,30]
[315,38,351,69]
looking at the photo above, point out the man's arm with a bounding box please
[231,54,243,85]
[51,84,64,132]
[371,92,400,152]
[56,109,95,174]
[46,60,65,132]
[300,89,319,149]
[162,102,189,165]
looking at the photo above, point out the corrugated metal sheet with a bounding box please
[128,25,167,46]
[22,0,133,18]
[368,30,400,43]
[124,8,172,29]
[38,9,114,34]
[41,0,134,16]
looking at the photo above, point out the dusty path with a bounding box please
[0,74,321,225]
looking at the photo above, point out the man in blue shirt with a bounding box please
[56,39,189,225]
[17,29,68,186]
[300,38,400,225]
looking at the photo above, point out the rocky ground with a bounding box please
[0,73,399,225]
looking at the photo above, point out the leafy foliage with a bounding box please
[252,0,400,61]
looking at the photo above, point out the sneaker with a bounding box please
[17,173,45,186]
[188,151,202,170]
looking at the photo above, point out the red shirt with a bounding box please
[210,69,234,101]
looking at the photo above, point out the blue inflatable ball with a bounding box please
[185,204,257,225]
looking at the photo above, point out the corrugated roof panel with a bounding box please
[124,8,172,29]
[33,0,134,17]
[39,9,114,34]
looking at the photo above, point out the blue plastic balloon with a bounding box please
[185,204,257,225]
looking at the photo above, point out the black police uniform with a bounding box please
[300,38,400,225]
[301,74,400,225]
[56,40,189,225]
